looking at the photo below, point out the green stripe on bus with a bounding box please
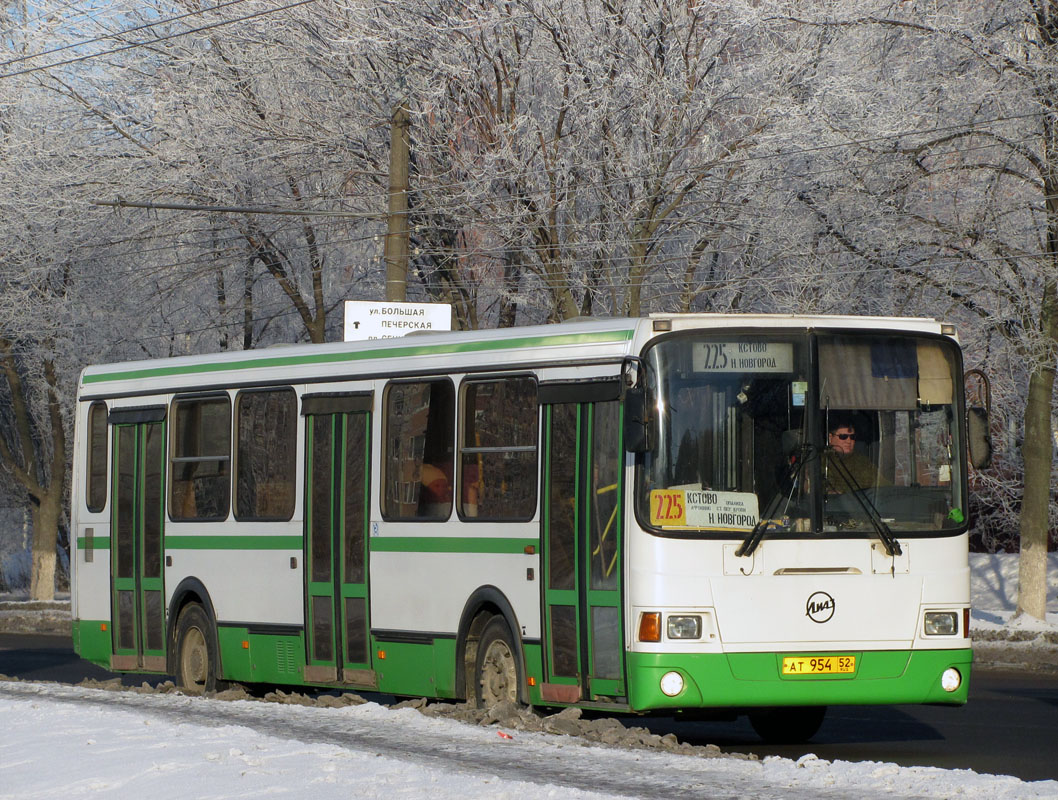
[82,329,635,384]
[370,536,537,554]
[164,535,303,550]
[78,534,533,553]
[77,536,111,550]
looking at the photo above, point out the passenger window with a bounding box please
[235,389,296,521]
[170,395,231,521]
[86,401,108,512]
[383,380,454,520]
[459,377,538,520]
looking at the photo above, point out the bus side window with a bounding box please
[86,401,108,513]
[170,395,232,521]
[234,388,296,521]
[459,376,538,520]
[383,380,455,520]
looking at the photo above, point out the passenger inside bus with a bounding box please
[420,461,483,517]
[419,462,452,516]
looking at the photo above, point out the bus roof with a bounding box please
[78,313,953,398]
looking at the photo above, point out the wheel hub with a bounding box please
[480,639,516,705]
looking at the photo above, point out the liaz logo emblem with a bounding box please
[805,591,835,623]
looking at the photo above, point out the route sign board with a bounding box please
[343,301,452,341]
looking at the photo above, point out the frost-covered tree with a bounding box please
[766,0,1058,619]
[50,0,391,348]
[3,0,1055,606]
[0,79,78,600]
[386,0,798,323]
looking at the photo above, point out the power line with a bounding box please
[82,119,1045,237]
[0,0,261,69]
[90,198,385,219]
[0,0,318,79]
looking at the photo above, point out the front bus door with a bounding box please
[541,385,626,704]
[303,394,374,686]
[110,409,167,672]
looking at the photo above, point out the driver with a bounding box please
[824,416,887,493]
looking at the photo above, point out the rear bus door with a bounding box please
[302,393,374,686]
[109,407,167,672]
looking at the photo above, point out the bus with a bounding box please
[70,314,983,742]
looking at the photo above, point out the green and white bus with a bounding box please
[70,314,981,741]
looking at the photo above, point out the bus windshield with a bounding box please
[635,332,965,537]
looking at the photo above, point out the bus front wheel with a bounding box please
[748,706,827,743]
[475,616,521,708]
[175,604,223,695]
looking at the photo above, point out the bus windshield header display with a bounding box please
[636,332,964,537]
[692,341,794,373]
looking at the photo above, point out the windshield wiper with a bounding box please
[735,446,810,558]
[824,452,902,557]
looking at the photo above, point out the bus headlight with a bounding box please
[667,615,702,639]
[660,671,685,697]
[941,668,962,692]
[924,611,958,636]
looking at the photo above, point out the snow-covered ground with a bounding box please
[2,680,1056,800]
[0,552,1056,799]
[969,552,1058,630]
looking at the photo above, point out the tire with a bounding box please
[474,616,521,709]
[748,706,827,743]
[174,604,224,695]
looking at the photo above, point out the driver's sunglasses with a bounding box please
[832,433,855,440]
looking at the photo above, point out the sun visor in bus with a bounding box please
[916,341,954,405]
[818,338,919,410]
[108,406,166,424]
[538,378,621,405]
[301,392,373,416]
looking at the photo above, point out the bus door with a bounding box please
[302,393,374,686]
[540,384,626,703]
[109,407,167,672]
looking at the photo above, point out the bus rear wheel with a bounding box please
[475,617,520,708]
[175,604,223,695]
[748,706,827,743]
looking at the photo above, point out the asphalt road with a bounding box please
[644,668,1058,783]
[1,633,1056,784]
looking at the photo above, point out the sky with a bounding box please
[0,552,1056,800]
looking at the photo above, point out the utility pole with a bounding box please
[384,102,410,302]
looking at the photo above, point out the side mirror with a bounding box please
[623,387,651,453]
[967,406,992,470]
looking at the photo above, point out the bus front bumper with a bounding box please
[625,648,972,711]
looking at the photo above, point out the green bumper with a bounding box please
[72,618,114,669]
[626,648,972,711]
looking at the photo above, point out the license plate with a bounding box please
[782,655,856,675]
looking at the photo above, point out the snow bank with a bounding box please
[2,681,1056,800]
[969,552,1058,630]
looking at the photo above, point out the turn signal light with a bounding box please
[638,612,661,642]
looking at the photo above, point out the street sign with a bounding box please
[343,300,452,341]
